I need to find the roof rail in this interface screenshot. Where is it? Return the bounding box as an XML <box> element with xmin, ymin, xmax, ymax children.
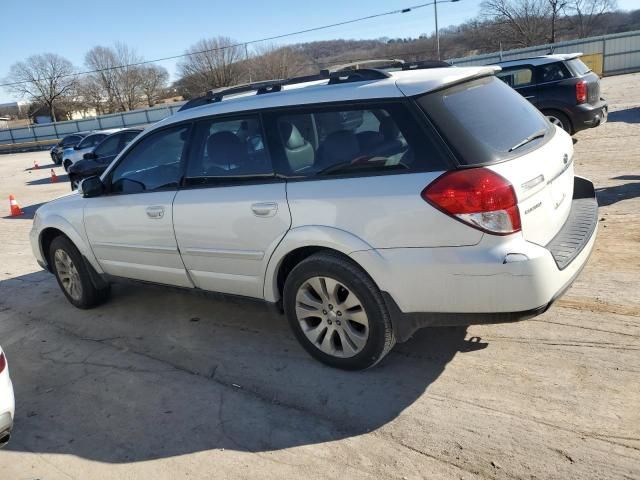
<box><xmin>178</xmin><ymin>73</ymin><xmax>332</xmax><ymax>112</ymax></box>
<box><xmin>401</xmin><ymin>59</ymin><xmax>452</xmax><ymax>70</ymax></box>
<box><xmin>327</xmin><ymin>58</ymin><xmax>405</xmax><ymax>72</ymax></box>
<box><xmin>326</xmin><ymin>68</ymin><xmax>391</xmax><ymax>85</ymax></box>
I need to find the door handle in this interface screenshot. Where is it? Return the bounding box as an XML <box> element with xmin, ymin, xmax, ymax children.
<box><xmin>251</xmin><ymin>202</ymin><xmax>278</xmax><ymax>217</ymax></box>
<box><xmin>146</xmin><ymin>206</ymin><xmax>165</xmax><ymax>219</ymax></box>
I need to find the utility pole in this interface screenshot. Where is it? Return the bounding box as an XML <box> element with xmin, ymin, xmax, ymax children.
<box><xmin>434</xmin><ymin>0</ymin><xmax>440</xmax><ymax>60</ymax></box>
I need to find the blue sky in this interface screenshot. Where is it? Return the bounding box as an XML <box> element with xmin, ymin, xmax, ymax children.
<box><xmin>1</xmin><ymin>0</ymin><xmax>638</xmax><ymax>103</ymax></box>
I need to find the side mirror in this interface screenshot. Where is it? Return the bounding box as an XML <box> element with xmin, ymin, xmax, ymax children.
<box><xmin>79</xmin><ymin>176</ymin><xmax>104</xmax><ymax>198</ymax></box>
<box><xmin>83</xmin><ymin>152</ymin><xmax>97</xmax><ymax>160</ymax></box>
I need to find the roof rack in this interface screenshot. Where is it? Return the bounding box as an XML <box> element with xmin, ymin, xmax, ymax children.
<box><xmin>177</xmin><ymin>58</ymin><xmax>449</xmax><ymax>113</ymax></box>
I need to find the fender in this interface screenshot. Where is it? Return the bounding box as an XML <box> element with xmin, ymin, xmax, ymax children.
<box><xmin>263</xmin><ymin>225</ymin><xmax>375</xmax><ymax>302</ymax></box>
<box><xmin>38</xmin><ymin>214</ymin><xmax>104</xmax><ymax>275</ymax></box>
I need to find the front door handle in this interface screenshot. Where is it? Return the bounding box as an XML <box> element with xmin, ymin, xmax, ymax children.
<box><xmin>251</xmin><ymin>202</ymin><xmax>278</xmax><ymax>217</ymax></box>
<box><xmin>146</xmin><ymin>206</ymin><xmax>165</xmax><ymax>219</ymax></box>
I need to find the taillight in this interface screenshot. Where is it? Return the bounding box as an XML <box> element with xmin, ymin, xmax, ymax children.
<box><xmin>576</xmin><ymin>81</ymin><xmax>587</xmax><ymax>104</ymax></box>
<box><xmin>421</xmin><ymin>168</ymin><xmax>521</xmax><ymax>235</ymax></box>
<box><xmin>0</xmin><ymin>352</ymin><xmax>5</xmax><ymax>373</ymax></box>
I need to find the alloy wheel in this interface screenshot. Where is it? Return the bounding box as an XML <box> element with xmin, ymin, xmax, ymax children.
<box><xmin>54</xmin><ymin>249</ymin><xmax>83</xmax><ymax>301</ymax></box>
<box><xmin>295</xmin><ymin>276</ymin><xmax>369</xmax><ymax>358</ymax></box>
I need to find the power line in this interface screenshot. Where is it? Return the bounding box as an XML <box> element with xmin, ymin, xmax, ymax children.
<box><xmin>0</xmin><ymin>1</ymin><xmax>450</xmax><ymax>89</ymax></box>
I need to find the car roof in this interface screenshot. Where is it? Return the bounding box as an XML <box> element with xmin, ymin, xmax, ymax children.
<box><xmin>153</xmin><ymin>66</ymin><xmax>499</xmax><ymax>132</ymax></box>
<box><xmin>494</xmin><ymin>53</ymin><xmax>582</xmax><ymax>68</ymax></box>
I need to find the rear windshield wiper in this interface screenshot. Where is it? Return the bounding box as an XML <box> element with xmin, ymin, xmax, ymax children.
<box><xmin>508</xmin><ymin>129</ymin><xmax>547</xmax><ymax>152</ymax></box>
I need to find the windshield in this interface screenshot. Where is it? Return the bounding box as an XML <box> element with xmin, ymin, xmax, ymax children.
<box><xmin>418</xmin><ymin>75</ymin><xmax>550</xmax><ymax>165</ymax></box>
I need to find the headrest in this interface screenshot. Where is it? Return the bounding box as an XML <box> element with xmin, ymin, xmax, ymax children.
<box><xmin>280</xmin><ymin>122</ymin><xmax>307</xmax><ymax>150</ymax></box>
<box><xmin>206</xmin><ymin>131</ymin><xmax>246</xmax><ymax>164</ymax></box>
<box><xmin>379</xmin><ymin>116</ymin><xmax>400</xmax><ymax>140</ymax></box>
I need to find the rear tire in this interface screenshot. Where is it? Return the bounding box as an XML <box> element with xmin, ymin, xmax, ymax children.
<box><xmin>50</xmin><ymin>236</ymin><xmax>110</xmax><ymax>309</ymax></box>
<box><xmin>544</xmin><ymin>110</ymin><xmax>572</xmax><ymax>134</ymax></box>
<box><xmin>283</xmin><ymin>252</ymin><xmax>395</xmax><ymax>370</ymax></box>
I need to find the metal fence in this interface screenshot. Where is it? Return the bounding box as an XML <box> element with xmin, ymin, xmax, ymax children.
<box><xmin>448</xmin><ymin>29</ymin><xmax>640</xmax><ymax>77</ymax></box>
<box><xmin>0</xmin><ymin>102</ymin><xmax>185</xmax><ymax>148</ymax></box>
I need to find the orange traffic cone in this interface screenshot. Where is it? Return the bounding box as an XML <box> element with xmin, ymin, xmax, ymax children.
<box><xmin>9</xmin><ymin>195</ymin><xmax>23</xmax><ymax>217</ymax></box>
<box><xmin>33</xmin><ymin>160</ymin><xmax>39</xmax><ymax>170</ymax></box>
<box><xmin>50</xmin><ymin>169</ymin><xmax>58</xmax><ymax>183</ymax></box>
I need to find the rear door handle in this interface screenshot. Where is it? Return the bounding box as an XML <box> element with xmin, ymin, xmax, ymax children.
<box><xmin>251</xmin><ymin>202</ymin><xmax>278</xmax><ymax>217</ymax></box>
<box><xmin>146</xmin><ymin>206</ymin><xmax>165</xmax><ymax>219</ymax></box>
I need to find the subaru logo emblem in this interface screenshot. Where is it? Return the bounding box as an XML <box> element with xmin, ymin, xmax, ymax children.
<box><xmin>563</xmin><ymin>154</ymin><xmax>569</xmax><ymax>165</ymax></box>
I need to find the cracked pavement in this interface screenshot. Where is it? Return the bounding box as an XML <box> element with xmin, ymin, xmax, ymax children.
<box><xmin>0</xmin><ymin>74</ymin><xmax>639</xmax><ymax>479</ymax></box>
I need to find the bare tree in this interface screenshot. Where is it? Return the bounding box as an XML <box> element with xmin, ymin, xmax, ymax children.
<box><xmin>84</xmin><ymin>46</ymin><xmax>119</xmax><ymax>113</ymax></box>
<box><xmin>177</xmin><ymin>36</ymin><xmax>244</xmax><ymax>94</ymax></box>
<box><xmin>565</xmin><ymin>0</ymin><xmax>617</xmax><ymax>37</ymax></box>
<box><xmin>139</xmin><ymin>65</ymin><xmax>169</xmax><ymax>106</ymax></box>
<box><xmin>481</xmin><ymin>0</ymin><xmax>551</xmax><ymax>47</ymax></box>
<box><xmin>3</xmin><ymin>53</ymin><xmax>76</xmax><ymax>122</ymax></box>
<box><xmin>84</xmin><ymin>43</ymin><xmax>145</xmax><ymax>112</ymax></box>
<box><xmin>549</xmin><ymin>0</ymin><xmax>568</xmax><ymax>42</ymax></box>
<box><xmin>247</xmin><ymin>44</ymin><xmax>312</xmax><ymax>82</ymax></box>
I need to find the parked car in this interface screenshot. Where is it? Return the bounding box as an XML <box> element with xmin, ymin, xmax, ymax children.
<box><xmin>493</xmin><ymin>53</ymin><xmax>607</xmax><ymax>134</ymax></box>
<box><xmin>50</xmin><ymin>133</ymin><xmax>89</xmax><ymax>165</ymax></box>
<box><xmin>68</xmin><ymin>128</ymin><xmax>143</xmax><ymax>190</ymax></box>
<box><xmin>0</xmin><ymin>346</ymin><xmax>14</xmax><ymax>447</ymax></box>
<box><xmin>61</xmin><ymin>130</ymin><xmax>121</xmax><ymax>172</ymax></box>
<box><xmin>30</xmin><ymin>65</ymin><xmax>598</xmax><ymax>370</ymax></box>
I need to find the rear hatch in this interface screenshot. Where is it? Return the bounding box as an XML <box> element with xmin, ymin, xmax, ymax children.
<box><xmin>566</xmin><ymin>57</ymin><xmax>601</xmax><ymax>105</ymax></box>
<box><xmin>415</xmin><ymin>74</ymin><xmax>575</xmax><ymax>245</ymax></box>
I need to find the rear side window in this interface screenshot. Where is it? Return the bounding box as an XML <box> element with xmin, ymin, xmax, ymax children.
<box><xmin>266</xmin><ymin>102</ymin><xmax>449</xmax><ymax>177</ymax></box>
<box><xmin>566</xmin><ymin>58</ymin><xmax>591</xmax><ymax>76</ymax></box>
<box><xmin>496</xmin><ymin>67</ymin><xmax>534</xmax><ymax>87</ymax></box>
<box><xmin>61</xmin><ymin>135</ymin><xmax>81</xmax><ymax>146</ymax></box>
<box><xmin>538</xmin><ymin>62</ymin><xmax>570</xmax><ymax>82</ymax></box>
<box><xmin>418</xmin><ymin>76</ymin><xmax>550</xmax><ymax>165</ymax></box>
<box><xmin>184</xmin><ymin>115</ymin><xmax>272</xmax><ymax>186</ymax></box>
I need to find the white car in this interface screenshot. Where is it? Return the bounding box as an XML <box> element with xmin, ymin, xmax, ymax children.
<box><xmin>30</xmin><ymin>63</ymin><xmax>598</xmax><ymax>370</ymax></box>
<box><xmin>0</xmin><ymin>346</ymin><xmax>14</xmax><ymax>446</ymax></box>
<box><xmin>61</xmin><ymin>129</ymin><xmax>121</xmax><ymax>172</ymax></box>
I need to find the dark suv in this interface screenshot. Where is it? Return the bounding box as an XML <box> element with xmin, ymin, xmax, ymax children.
<box><xmin>49</xmin><ymin>132</ymin><xmax>88</xmax><ymax>164</ymax></box>
<box><xmin>493</xmin><ymin>53</ymin><xmax>607</xmax><ymax>134</ymax></box>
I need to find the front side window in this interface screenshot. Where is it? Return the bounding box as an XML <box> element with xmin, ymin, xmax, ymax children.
<box><xmin>184</xmin><ymin>116</ymin><xmax>272</xmax><ymax>185</ymax></box>
<box><xmin>110</xmin><ymin>125</ymin><xmax>189</xmax><ymax>194</ymax></box>
<box><xmin>93</xmin><ymin>134</ymin><xmax>121</xmax><ymax>157</ymax></box>
<box><xmin>496</xmin><ymin>67</ymin><xmax>534</xmax><ymax>87</ymax></box>
<box><xmin>268</xmin><ymin>103</ymin><xmax>447</xmax><ymax>177</ymax></box>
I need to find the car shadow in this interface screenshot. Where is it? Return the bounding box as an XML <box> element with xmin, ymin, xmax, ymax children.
<box><xmin>24</xmin><ymin>163</ymin><xmax>57</xmax><ymax>171</ymax></box>
<box><xmin>0</xmin><ymin>272</ymin><xmax>486</xmax><ymax>463</ymax></box>
<box><xmin>607</xmin><ymin>106</ymin><xmax>640</xmax><ymax>124</ymax></box>
<box><xmin>26</xmin><ymin>174</ymin><xmax>69</xmax><ymax>186</ymax></box>
<box><xmin>596</xmin><ymin>180</ymin><xmax>640</xmax><ymax>206</ymax></box>
<box><xmin>2</xmin><ymin>202</ymin><xmax>46</xmax><ymax>220</ymax></box>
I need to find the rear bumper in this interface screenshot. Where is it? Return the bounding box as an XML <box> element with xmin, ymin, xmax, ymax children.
<box><xmin>0</xmin><ymin>371</ymin><xmax>14</xmax><ymax>447</ymax></box>
<box><xmin>572</xmin><ymin>100</ymin><xmax>608</xmax><ymax>132</ymax></box>
<box><xmin>351</xmin><ymin>176</ymin><xmax>598</xmax><ymax>342</ymax></box>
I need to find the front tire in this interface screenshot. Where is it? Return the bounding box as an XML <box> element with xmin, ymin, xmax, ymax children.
<box><xmin>63</xmin><ymin>160</ymin><xmax>71</xmax><ymax>172</ymax></box>
<box><xmin>283</xmin><ymin>252</ymin><xmax>395</xmax><ymax>370</ymax></box>
<box><xmin>50</xmin><ymin>236</ymin><xmax>110</xmax><ymax>309</ymax></box>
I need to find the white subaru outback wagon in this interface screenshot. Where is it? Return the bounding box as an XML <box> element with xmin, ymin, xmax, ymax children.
<box><xmin>31</xmin><ymin>63</ymin><xmax>598</xmax><ymax>370</ymax></box>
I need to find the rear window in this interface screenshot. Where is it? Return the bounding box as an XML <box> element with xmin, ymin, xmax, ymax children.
<box><xmin>566</xmin><ymin>58</ymin><xmax>591</xmax><ymax>76</ymax></box>
<box><xmin>418</xmin><ymin>76</ymin><xmax>550</xmax><ymax>165</ymax></box>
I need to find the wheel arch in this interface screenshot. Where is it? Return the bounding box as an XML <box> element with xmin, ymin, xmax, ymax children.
<box><xmin>263</xmin><ymin>226</ymin><xmax>376</xmax><ymax>304</ymax></box>
<box><xmin>38</xmin><ymin>216</ymin><xmax>102</xmax><ymax>274</ymax></box>
<box><xmin>540</xmin><ymin>108</ymin><xmax>574</xmax><ymax>133</ymax></box>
